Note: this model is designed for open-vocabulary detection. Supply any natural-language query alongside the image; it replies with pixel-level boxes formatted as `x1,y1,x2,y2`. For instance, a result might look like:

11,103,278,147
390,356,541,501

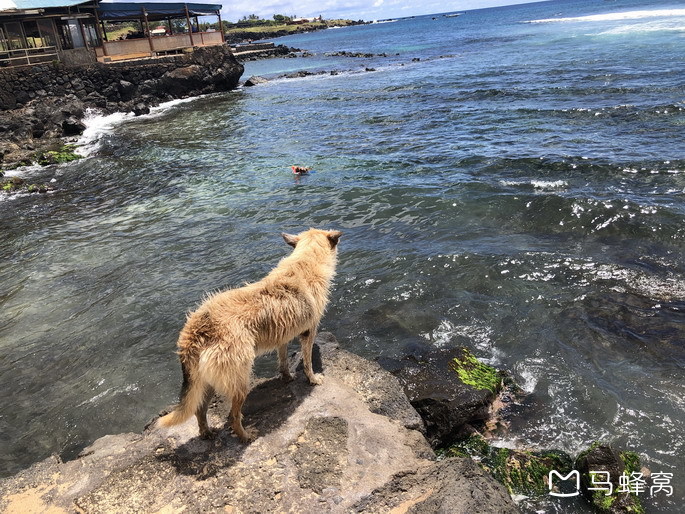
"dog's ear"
282,233,299,248
327,230,343,248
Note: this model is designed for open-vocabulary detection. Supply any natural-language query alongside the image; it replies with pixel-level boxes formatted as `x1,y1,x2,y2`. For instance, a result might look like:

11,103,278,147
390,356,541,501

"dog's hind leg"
229,370,258,443
196,385,216,438
278,343,293,382
299,329,323,385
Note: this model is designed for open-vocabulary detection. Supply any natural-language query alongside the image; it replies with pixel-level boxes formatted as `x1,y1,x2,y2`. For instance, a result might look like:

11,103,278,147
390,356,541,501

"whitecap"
527,9,685,24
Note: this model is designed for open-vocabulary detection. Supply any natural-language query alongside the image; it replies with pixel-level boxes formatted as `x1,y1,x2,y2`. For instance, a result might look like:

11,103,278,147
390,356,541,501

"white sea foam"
499,179,568,190
76,96,203,156
598,20,685,35
76,109,132,156
528,9,685,24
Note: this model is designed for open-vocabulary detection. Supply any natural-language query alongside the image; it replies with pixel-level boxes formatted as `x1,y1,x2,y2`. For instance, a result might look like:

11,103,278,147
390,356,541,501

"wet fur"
158,228,342,442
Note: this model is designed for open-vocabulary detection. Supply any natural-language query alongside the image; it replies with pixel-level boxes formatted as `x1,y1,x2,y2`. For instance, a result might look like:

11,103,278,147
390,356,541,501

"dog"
158,228,342,442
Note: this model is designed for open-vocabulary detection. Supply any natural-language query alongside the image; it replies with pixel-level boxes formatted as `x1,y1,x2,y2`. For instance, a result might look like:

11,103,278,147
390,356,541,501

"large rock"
381,343,504,447
0,333,518,513
353,457,519,513
244,75,268,87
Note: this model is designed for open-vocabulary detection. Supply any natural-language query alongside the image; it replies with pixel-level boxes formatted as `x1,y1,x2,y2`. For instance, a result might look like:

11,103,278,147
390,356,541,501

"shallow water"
1,0,684,511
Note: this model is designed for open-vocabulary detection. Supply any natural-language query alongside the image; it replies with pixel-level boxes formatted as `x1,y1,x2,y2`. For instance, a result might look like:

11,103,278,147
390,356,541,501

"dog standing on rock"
158,228,342,443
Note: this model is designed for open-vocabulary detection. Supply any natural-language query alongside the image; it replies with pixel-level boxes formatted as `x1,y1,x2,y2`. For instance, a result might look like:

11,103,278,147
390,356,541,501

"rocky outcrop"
381,344,508,447
244,75,269,87
0,333,518,513
0,45,243,170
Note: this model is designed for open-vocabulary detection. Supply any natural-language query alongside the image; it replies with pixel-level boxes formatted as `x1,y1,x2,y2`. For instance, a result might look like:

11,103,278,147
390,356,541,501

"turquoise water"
1,0,684,510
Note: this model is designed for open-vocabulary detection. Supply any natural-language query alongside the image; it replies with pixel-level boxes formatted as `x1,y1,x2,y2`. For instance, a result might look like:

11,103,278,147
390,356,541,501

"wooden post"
93,6,108,56
217,10,225,42
185,4,195,46
142,7,153,54
78,19,89,50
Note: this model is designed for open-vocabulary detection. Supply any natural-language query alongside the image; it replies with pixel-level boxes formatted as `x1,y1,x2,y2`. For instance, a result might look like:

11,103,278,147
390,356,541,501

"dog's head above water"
281,228,343,251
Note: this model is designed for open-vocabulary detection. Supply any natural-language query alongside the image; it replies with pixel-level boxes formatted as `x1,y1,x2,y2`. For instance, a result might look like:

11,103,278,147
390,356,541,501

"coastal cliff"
0,333,518,513
0,45,243,170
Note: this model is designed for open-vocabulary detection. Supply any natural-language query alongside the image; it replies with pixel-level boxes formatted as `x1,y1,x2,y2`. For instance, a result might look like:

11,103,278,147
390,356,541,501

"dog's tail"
158,361,205,428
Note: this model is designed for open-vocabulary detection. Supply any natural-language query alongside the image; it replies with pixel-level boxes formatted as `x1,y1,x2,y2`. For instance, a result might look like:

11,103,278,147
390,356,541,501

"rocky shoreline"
0,45,244,189
0,334,518,513
0,333,644,513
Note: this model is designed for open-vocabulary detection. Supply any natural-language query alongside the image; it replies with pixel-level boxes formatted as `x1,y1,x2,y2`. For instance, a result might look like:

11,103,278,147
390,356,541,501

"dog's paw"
238,426,259,443
199,427,218,440
308,373,324,385
280,371,294,383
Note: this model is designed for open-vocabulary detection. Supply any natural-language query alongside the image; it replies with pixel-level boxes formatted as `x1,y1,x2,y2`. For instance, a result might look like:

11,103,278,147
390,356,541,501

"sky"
219,0,548,22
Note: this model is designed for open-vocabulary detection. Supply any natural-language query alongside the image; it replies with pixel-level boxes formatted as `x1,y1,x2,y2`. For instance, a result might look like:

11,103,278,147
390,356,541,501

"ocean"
1,0,684,510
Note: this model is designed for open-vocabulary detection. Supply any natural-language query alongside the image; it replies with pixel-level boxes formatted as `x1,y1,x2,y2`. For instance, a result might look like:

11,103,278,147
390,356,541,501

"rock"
0,333,518,513
133,103,150,116
444,434,574,498
352,457,519,514
575,443,644,513
244,75,268,87
61,116,86,136
117,80,136,100
381,344,504,447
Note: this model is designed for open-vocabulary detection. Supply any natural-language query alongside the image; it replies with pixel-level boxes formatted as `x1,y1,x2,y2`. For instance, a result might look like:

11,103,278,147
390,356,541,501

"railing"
0,46,58,67
97,31,224,61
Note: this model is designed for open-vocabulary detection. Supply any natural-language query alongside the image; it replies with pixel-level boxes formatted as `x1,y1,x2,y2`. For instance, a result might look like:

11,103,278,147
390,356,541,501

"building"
0,1,225,67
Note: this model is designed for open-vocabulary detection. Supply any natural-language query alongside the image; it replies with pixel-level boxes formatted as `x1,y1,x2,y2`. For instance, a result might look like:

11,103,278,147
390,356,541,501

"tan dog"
158,228,342,442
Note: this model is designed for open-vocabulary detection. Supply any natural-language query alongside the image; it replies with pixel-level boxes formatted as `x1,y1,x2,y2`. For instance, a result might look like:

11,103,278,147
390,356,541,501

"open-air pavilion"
0,1,225,67
95,2,224,62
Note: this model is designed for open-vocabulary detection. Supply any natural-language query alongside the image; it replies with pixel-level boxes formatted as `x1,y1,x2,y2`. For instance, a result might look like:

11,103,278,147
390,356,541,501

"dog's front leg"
299,329,323,385
278,343,293,382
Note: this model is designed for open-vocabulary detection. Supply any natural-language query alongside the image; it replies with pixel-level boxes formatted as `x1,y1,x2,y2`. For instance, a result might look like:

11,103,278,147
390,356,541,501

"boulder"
244,75,268,87
380,343,504,447
62,116,86,136
133,103,150,116
117,80,136,101
575,443,644,513
0,333,518,513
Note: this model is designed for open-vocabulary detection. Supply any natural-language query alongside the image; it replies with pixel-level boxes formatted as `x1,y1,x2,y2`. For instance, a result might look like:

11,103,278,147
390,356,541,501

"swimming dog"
158,228,342,442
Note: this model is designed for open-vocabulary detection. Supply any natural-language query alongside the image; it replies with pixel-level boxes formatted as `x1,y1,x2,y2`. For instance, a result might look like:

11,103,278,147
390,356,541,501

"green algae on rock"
450,347,503,394
36,144,81,166
575,442,645,514
442,434,574,497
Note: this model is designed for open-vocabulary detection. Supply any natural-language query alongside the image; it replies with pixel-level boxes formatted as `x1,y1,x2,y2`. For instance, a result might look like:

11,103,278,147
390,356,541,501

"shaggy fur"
158,228,342,442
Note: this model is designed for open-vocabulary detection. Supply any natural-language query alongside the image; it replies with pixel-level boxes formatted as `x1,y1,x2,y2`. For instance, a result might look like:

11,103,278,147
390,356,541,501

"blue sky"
220,0,547,22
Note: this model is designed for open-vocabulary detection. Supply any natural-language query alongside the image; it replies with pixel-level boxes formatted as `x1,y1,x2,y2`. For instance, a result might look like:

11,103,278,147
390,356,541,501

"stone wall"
0,44,243,112
0,44,243,167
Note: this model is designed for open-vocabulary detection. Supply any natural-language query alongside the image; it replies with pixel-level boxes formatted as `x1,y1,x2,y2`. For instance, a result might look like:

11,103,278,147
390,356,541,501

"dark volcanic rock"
576,444,626,488
575,444,644,513
117,79,136,101
133,102,150,116
61,116,86,136
381,342,502,447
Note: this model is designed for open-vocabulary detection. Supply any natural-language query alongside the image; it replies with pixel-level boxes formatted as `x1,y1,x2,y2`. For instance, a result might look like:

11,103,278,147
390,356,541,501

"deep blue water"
1,0,684,511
